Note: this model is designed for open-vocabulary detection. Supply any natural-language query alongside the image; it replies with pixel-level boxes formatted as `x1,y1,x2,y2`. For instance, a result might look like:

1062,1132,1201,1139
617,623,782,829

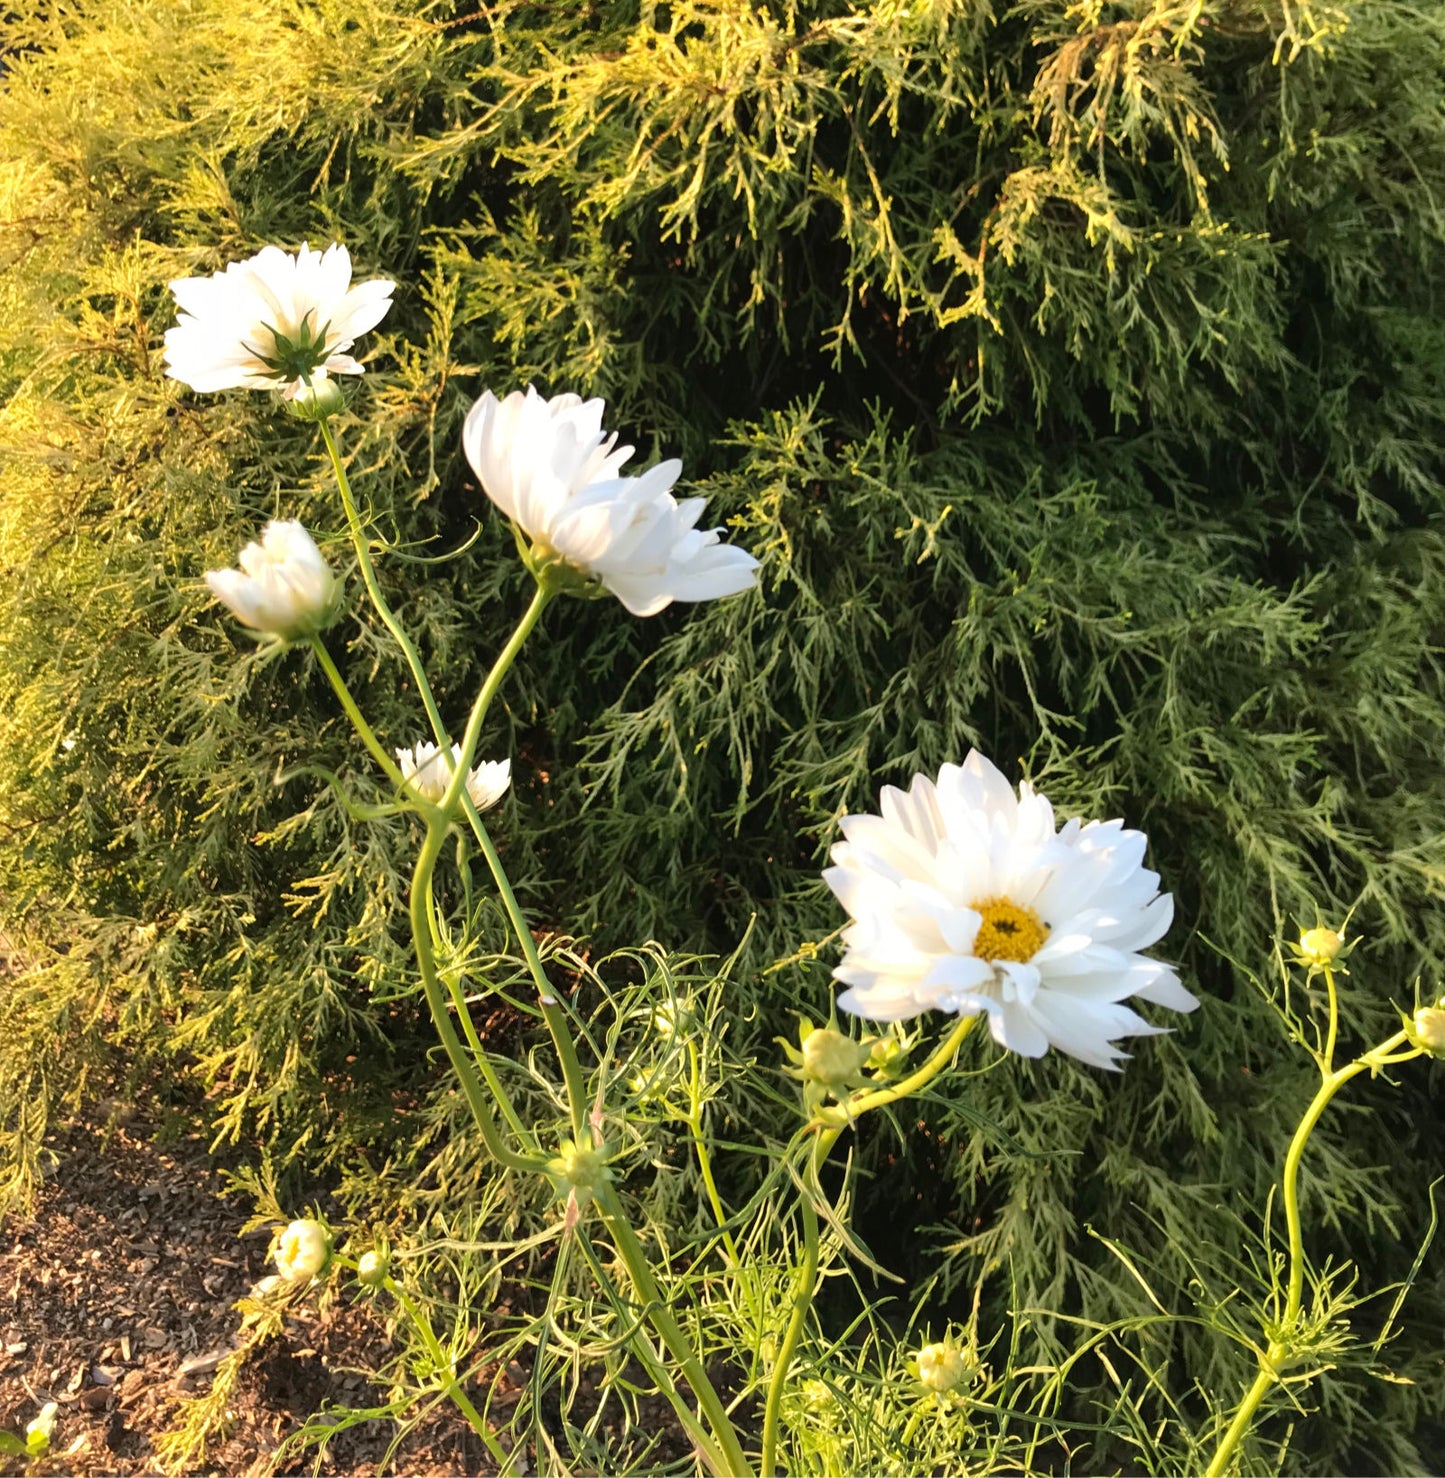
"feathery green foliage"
2,1,1444,1472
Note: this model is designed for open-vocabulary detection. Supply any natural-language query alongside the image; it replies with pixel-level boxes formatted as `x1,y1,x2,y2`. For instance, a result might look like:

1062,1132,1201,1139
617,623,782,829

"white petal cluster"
396,741,511,812
165,243,394,397
825,751,1197,1070
463,386,759,616
205,520,338,639
274,1218,330,1284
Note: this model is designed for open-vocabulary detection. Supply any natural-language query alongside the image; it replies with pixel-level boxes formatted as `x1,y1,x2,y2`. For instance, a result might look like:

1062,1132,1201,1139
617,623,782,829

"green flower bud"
801,1026,873,1088
547,1137,611,1207
1298,926,1344,968
356,1249,389,1287
287,374,346,421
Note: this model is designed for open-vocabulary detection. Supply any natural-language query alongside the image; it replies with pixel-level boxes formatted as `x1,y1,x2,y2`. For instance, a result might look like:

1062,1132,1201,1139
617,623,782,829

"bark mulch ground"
0,1119,482,1477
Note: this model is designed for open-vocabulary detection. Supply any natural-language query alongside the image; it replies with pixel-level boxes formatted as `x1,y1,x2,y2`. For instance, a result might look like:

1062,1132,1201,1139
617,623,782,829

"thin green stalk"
387,1278,515,1474
595,1183,754,1478
687,1041,739,1265
318,416,448,748
1204,1027,1417,1477
761,1143,822,1478
460,790,589,1139
426,875,531,1145
308,637,406,788
1321,965,1339,1077
409,821,542,1175
758,1016,981,1475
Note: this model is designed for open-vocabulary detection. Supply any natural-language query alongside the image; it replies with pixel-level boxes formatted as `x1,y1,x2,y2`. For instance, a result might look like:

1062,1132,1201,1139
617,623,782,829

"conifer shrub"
1,2,1443,1472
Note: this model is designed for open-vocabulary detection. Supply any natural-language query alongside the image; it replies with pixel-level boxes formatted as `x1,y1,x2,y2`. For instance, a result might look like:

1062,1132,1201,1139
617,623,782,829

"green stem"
687,1042,739,1265
307,637,407,788
595,1183,754,1478
761,1143,822,1478
1321,965,1339,1076
318,416,448,748
427,877,532,1145
1203,1368,1275,1478
387,1278,515,1474
409,821,542,1175
1204,1027,1417,1477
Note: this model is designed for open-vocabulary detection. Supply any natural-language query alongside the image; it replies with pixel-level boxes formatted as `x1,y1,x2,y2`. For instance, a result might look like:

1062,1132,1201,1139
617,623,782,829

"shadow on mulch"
0,1120,483,1476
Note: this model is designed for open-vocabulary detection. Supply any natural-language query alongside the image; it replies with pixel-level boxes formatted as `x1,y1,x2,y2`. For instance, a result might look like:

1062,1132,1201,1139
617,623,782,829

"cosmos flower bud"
287,374,347,421
801,1026,873,1089
1408,1003,1445,1057
1298,926,1345,969
25,1403,58,1455
274,1218,331,1284
356,1249,389,1286
546,1136,611,1207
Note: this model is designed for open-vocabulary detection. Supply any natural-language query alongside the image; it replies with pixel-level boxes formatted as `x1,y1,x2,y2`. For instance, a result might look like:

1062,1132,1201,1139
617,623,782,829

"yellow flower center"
970,896,1049,963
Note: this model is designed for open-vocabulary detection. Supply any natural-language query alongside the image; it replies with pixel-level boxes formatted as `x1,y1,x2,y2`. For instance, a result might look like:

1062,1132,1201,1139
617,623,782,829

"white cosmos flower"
462,386,759,617
825,751,1197,1071
205,520,339,639
165,243,394,397
274,1219,330,1284
396,741,511,811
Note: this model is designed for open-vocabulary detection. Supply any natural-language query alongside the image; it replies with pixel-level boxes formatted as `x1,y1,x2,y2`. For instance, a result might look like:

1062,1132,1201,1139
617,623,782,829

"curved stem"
308,637,407,788
426,873,531,1145
761,1144,822,1478
318,416,448,748
409,821,542,1175
1204,1027,1416,1476
595,1183,754,1478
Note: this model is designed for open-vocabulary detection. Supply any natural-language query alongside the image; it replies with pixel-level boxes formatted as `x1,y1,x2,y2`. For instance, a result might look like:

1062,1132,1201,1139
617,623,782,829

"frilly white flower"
274,1218,331,1284
462,386,759,617
825,750,1197,1071
396,741,511,811
165,242,394,398
205,520,339,639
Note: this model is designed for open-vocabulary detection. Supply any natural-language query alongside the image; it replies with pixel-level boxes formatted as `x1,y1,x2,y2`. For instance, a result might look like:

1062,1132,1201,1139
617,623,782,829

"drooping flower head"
396,741,511,813
462,386,759,616
825,751,1196,1071
205,520,339,640
165,243,394,398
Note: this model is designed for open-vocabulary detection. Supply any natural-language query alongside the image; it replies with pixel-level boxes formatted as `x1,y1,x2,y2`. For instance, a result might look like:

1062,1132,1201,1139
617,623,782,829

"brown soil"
0,1121,483,1477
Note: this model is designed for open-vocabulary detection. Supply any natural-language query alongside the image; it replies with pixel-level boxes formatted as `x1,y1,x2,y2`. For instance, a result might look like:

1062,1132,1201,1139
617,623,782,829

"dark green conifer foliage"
2,2,1443,1471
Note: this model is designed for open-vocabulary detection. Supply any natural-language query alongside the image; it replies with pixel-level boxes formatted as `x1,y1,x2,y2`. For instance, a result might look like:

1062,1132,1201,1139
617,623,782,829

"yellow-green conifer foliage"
2,3,1442,1471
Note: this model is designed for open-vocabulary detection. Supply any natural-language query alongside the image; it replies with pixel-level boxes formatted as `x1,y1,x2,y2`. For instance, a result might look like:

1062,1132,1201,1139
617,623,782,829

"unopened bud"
356,1249,389,1287
274,1218,331,1284
286,375,346,421
1409,1004,1445,1057
547,1137,610,1207
801,1027,872,1088
1298,926,1344,968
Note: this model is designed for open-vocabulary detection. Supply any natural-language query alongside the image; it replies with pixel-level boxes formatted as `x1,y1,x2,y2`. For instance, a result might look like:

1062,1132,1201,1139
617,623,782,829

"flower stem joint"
546,1136,612,1208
